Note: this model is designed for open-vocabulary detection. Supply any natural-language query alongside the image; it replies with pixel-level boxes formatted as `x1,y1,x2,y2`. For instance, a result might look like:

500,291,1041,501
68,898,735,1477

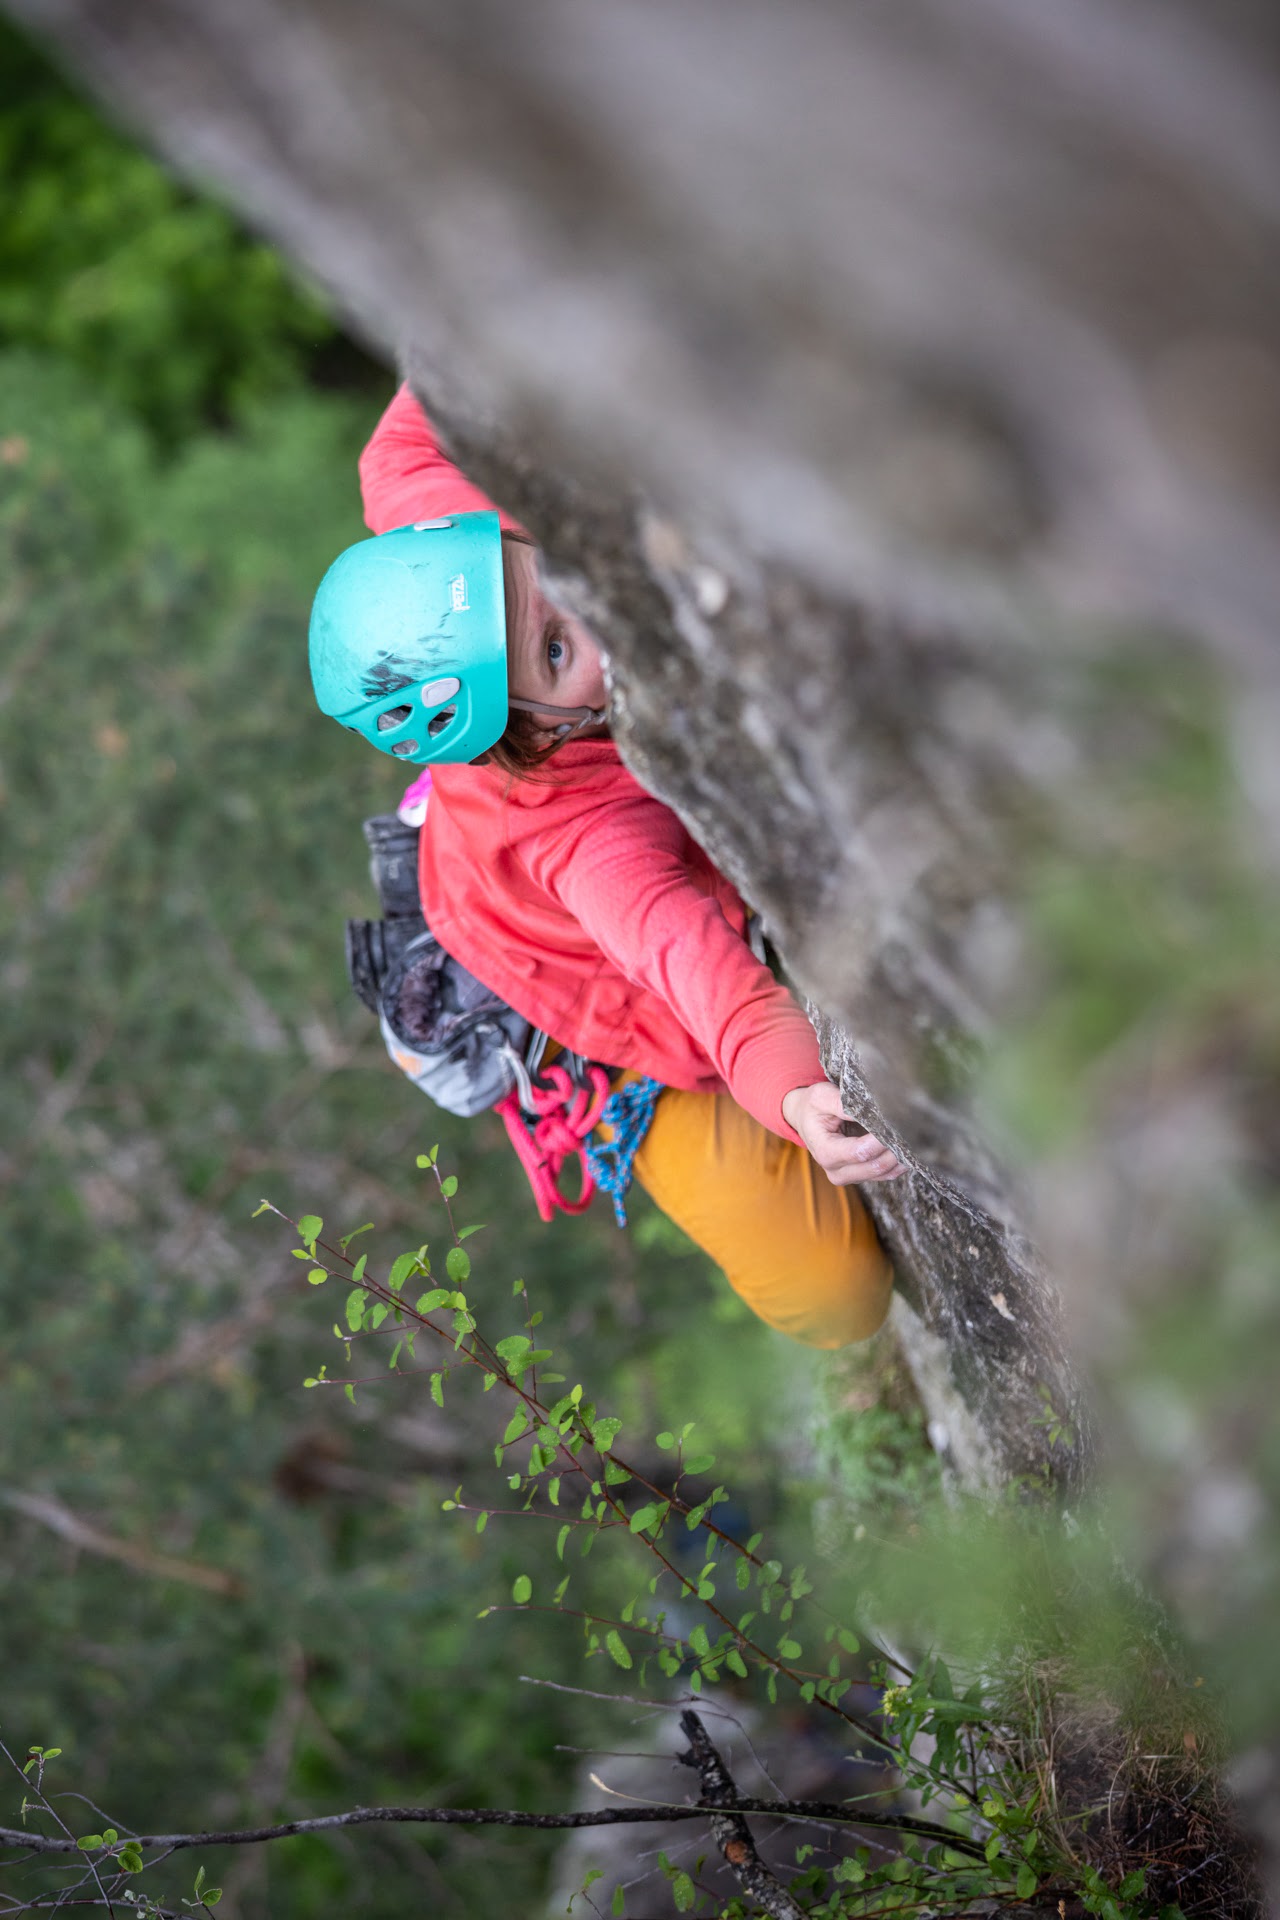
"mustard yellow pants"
597,1076,893,1350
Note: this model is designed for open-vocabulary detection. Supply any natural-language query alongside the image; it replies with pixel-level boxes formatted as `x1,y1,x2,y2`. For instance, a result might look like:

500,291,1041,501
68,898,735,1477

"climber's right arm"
358,383,529,538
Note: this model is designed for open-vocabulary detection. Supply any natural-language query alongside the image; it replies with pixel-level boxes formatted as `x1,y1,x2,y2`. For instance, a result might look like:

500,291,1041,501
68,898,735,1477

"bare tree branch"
0,1492,243,1598
0,1790,986,1856
676,1710,806,1920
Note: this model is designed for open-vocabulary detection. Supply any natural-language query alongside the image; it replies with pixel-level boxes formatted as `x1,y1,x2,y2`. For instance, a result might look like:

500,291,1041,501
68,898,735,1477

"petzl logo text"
449,574,469,612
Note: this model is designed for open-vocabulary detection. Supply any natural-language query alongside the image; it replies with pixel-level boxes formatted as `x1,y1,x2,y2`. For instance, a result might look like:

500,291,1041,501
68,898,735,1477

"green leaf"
458,1223,484,1240
725,1647,749,1680
557,1524,571,1561
252,1200,272,1217
416,1288,449,1312
590,1415,622,1450
921,1700,989,1723
340,1222,374,1248
441,1174,458,1197
671,1870,695,1912
778,1637,802,1660
1016,1863,1037,1899
344,1383,356,1404
446,1246,471,1283
503,1406,531,1444
387,1251,418,1291
629,1503,661,1534
306,1267,327,1285
202,1892,223,1908
297,1215,322,1242
655,1430,675,1450
512,1574,532,1604
430,1372,444,1406
605,1631,633,1670
683,1453,715,1475
77,1835,103,1851
836,1627,860,1654
344,1288,365,1331
612,1884,626,1917
496,1334,532,1365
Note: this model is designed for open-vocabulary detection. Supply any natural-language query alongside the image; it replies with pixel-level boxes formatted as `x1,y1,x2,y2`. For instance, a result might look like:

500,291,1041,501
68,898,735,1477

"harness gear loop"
495,1061,612,1222
586,1075,664,1228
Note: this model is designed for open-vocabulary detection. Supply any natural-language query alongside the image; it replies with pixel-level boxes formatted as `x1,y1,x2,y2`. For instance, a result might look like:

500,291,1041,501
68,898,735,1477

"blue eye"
547,635,566,668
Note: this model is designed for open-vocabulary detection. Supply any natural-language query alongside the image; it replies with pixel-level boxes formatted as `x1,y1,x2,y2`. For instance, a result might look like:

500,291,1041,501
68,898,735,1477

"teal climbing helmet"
309,511,507,765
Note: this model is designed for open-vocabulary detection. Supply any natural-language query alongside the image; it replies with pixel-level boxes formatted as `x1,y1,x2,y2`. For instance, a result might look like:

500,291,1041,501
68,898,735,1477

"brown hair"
484,531,574,780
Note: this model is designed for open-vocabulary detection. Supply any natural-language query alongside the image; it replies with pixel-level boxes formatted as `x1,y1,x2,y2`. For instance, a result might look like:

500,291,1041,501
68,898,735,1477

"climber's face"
502,538,608,721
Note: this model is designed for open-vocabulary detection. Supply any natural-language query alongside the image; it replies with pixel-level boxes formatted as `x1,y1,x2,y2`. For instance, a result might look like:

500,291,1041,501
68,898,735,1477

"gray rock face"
418,373,1088,1492
10,0,1277,1892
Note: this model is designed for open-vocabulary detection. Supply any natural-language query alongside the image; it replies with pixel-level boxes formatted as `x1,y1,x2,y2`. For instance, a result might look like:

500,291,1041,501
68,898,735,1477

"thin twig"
0,1747,116,1920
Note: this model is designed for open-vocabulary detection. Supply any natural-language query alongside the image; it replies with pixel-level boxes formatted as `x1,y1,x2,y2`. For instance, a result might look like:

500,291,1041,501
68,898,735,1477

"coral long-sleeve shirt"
358,385,823,1138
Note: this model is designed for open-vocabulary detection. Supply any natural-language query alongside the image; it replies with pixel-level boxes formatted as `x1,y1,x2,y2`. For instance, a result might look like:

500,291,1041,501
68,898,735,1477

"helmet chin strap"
508,695,610,743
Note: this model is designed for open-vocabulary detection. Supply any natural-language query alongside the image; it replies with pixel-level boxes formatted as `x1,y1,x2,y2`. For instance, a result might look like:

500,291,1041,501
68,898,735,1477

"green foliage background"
0,23,816,1914
0,20,342,447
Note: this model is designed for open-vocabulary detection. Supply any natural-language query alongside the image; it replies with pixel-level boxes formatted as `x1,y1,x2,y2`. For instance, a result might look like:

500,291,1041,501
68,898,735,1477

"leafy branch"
2,1149,1186,1920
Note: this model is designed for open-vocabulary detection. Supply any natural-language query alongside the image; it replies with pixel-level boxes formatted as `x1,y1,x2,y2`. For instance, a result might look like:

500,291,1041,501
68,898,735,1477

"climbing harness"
345,810,661,1223
586,1075,665,1228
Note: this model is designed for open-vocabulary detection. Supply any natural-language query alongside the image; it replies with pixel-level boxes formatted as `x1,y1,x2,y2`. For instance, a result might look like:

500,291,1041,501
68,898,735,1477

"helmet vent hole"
391,739,419,757
377,704,413,732
427,706,456,738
